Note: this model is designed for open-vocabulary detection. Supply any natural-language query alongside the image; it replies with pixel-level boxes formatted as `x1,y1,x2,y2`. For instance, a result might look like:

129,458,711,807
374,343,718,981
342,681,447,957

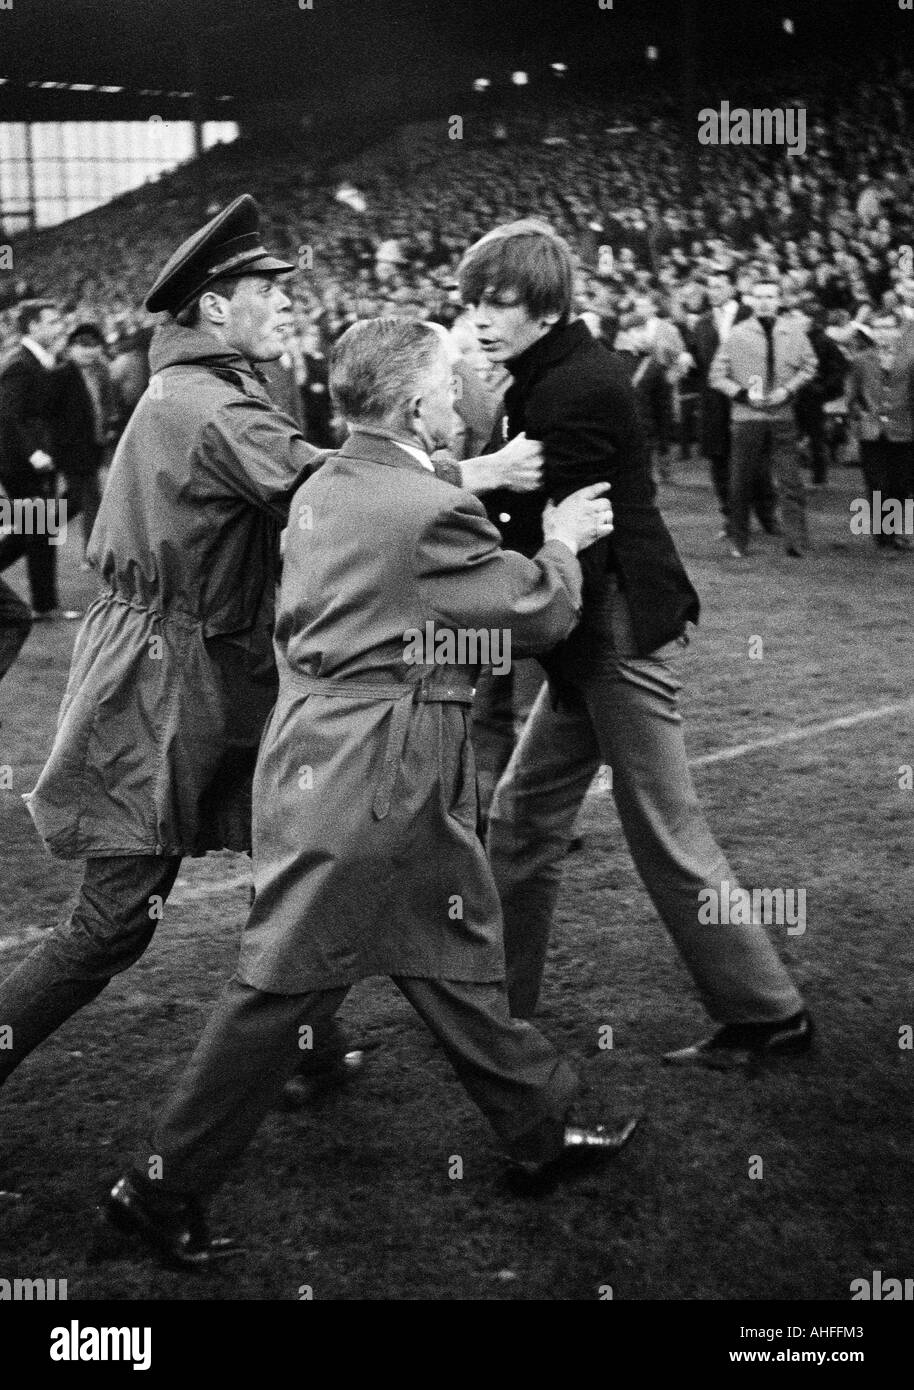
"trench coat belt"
283,669,476,821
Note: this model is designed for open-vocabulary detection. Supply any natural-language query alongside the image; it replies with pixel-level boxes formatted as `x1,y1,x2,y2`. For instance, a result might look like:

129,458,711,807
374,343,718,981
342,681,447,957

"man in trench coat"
0,197,545,1096
99,317,638,1267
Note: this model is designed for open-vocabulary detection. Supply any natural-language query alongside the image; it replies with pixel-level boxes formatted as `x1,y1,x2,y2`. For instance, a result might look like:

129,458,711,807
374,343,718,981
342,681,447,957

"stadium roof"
0,0,900,124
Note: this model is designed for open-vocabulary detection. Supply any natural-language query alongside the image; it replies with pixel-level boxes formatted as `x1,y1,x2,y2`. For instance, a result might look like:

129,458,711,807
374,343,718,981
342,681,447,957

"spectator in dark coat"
55,323,120,561
299,323,335,447
793,300,849,487
0,299,74,619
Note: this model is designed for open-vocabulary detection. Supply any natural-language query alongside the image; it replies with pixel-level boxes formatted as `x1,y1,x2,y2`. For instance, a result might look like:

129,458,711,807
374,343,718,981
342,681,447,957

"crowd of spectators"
2,58,914,480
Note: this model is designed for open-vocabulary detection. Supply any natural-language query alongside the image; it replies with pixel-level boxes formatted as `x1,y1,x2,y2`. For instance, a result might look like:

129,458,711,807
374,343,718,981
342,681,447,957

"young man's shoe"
662,1010,814,1070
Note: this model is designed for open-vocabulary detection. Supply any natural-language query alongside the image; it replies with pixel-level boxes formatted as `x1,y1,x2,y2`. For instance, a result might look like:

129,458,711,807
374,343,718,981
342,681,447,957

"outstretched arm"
434,431,543,494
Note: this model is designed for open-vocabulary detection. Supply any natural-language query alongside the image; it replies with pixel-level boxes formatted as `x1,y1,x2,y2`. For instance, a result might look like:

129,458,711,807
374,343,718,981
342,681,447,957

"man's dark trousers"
729,416,807,554
142,972,579,1196
859,438,914,544
0,476,59,613
0,577,32,683
0,856,343,1085
708,448,778,533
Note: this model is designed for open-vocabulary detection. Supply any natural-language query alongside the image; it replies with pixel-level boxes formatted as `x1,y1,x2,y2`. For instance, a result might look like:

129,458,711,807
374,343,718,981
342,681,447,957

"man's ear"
541,310,561,330
199,291,230,327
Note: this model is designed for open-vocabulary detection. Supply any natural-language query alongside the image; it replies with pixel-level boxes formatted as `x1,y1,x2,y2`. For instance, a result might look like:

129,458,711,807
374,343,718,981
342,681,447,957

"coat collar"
21,337,57,370
148,318,264,381
743,315,792,335
336,427,433,475
506,317,591,392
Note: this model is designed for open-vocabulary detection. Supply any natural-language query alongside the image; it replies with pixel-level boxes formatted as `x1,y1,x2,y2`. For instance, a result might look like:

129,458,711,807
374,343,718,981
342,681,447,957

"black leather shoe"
506,1115,641,1194
95,1174,243,1270
282,1049,365,1110
663,1009,814,1070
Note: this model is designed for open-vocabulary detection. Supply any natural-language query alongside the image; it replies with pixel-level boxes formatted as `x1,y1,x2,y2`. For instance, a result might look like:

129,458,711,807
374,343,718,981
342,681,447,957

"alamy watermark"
403,622,511,676
850,1269,912,1300
698,880,806,935
50,1321,151,1370
0,1276,68,1299
0,497,67,546
698,102,806,155
850,492,913,538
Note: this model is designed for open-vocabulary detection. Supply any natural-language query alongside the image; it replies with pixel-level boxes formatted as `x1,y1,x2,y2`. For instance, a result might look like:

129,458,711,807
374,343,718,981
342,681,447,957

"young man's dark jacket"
482,317,699,675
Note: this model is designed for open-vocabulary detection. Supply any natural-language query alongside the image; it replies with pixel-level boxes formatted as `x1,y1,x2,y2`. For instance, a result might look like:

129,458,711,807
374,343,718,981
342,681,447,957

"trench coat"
238,429,583,990
24,321,325,859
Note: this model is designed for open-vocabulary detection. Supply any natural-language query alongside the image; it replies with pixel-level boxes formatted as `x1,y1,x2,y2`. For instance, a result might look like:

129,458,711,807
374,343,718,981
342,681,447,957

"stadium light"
646,46,659,62
473,78,491,93
97,86,124,93
511,71,529,86
783,17,795,34
68,83,98,91
551,62,568,75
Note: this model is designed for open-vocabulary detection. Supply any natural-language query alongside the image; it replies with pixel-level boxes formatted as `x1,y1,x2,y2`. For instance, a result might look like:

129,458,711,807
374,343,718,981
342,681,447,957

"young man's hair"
17,298,57,337
329,316,443,425
174,275,243,328
457,219,574,324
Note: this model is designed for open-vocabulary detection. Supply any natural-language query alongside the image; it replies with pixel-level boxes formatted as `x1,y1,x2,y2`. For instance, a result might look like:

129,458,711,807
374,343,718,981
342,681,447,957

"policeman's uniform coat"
25,320,324,859
238,429,582,990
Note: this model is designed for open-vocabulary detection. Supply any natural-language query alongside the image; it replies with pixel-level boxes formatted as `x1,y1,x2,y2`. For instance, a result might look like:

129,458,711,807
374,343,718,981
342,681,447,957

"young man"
99,319,637,1268
458,221,813,1067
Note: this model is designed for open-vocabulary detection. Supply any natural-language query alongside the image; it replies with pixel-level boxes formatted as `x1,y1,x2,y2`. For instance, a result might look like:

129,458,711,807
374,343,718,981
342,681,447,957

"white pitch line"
4,702,906,939
688,699,914,769
168,872,252,904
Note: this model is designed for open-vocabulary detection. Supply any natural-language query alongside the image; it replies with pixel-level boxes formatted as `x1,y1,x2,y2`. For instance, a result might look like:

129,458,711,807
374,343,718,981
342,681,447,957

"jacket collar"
506,318,591,392
21,336,57,370
744,314,791,335
148,318,264,380
336,426,434,475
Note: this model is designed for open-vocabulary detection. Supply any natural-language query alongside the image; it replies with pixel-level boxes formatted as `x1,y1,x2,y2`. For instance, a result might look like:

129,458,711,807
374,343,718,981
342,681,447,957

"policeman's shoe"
282,1049,365,1110
663,1009,814,1071
94,1173,243,1271
505,1115,641,1195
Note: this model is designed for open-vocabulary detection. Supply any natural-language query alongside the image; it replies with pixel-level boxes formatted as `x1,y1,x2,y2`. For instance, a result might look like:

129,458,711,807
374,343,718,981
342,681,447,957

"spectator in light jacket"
709,279,817,557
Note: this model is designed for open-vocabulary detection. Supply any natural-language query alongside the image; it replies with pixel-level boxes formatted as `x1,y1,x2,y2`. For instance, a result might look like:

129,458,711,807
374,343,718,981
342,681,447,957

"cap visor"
244,253,296,275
